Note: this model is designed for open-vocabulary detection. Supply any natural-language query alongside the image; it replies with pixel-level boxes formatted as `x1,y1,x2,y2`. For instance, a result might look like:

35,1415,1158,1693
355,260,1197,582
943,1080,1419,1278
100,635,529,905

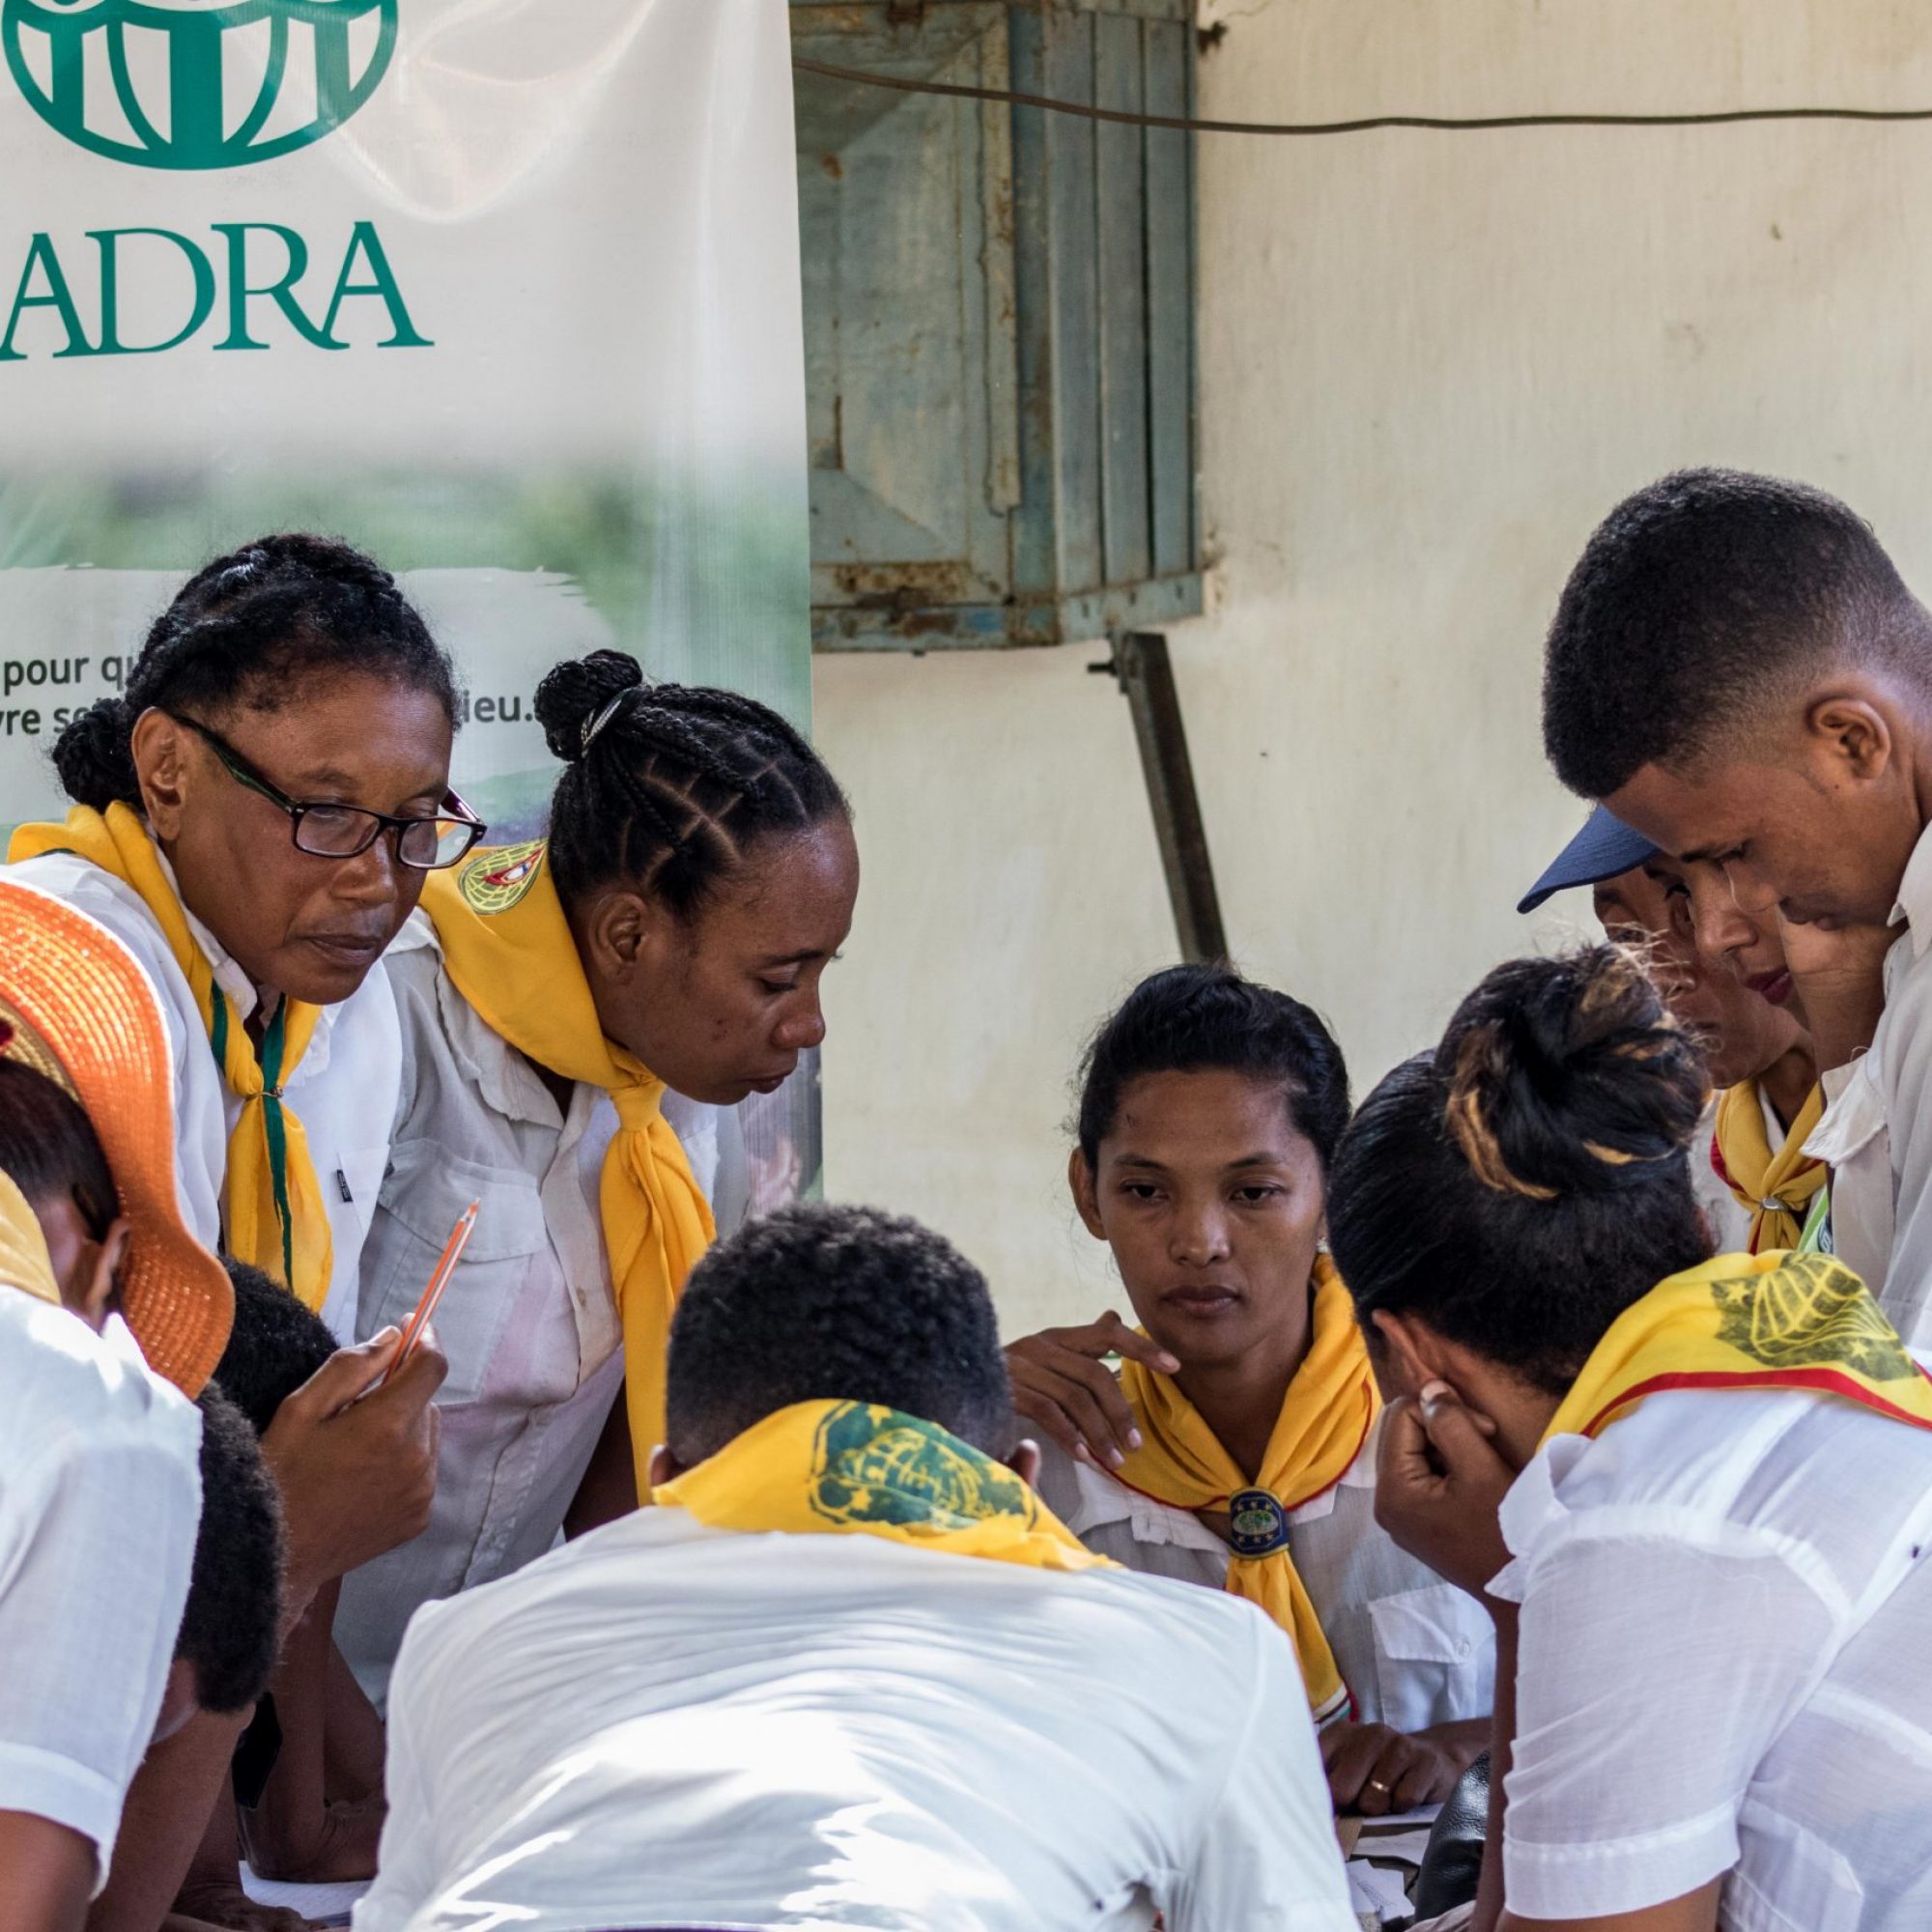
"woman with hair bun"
7,534,480,1335
1327,946,1932,1932
1010,964,1493,1817
335,649,859,1700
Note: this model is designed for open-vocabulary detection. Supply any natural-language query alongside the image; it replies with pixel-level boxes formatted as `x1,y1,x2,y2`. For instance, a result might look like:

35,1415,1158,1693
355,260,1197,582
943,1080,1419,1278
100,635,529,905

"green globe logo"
4,0,397,170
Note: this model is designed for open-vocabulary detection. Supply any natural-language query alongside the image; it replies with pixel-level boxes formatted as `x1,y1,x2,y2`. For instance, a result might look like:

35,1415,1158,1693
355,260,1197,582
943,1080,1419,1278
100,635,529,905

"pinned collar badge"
1227,1486,1293,1559
456,838,547,917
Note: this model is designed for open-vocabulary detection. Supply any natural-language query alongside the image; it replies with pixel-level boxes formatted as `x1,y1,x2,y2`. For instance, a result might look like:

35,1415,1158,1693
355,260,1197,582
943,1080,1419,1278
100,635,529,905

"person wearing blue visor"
1521,807,1821,1255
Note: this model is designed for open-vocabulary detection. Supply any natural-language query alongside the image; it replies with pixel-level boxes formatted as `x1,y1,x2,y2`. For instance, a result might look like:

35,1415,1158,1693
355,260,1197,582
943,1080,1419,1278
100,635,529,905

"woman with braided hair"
335,648,859,1702
7,533,482,1337
1327,946,1932,1932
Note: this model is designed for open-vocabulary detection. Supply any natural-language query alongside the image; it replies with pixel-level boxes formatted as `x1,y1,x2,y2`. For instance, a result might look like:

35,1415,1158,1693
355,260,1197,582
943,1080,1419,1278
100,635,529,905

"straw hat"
0,878,232,1393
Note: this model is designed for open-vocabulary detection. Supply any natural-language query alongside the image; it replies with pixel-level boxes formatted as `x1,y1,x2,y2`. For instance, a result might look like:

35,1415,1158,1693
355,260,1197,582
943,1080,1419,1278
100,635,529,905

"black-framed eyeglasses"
170,713,488,871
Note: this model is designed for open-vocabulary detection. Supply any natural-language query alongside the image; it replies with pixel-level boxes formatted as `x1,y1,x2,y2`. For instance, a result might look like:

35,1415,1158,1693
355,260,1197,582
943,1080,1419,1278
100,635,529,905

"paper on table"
1348,1858,1417,1924
241,1866,371,1928
1350,1801,1443,1868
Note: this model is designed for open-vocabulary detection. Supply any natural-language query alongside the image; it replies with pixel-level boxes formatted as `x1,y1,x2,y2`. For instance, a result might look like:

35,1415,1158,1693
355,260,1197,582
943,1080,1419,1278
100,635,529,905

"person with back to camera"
335,649,861,1705
1009,965,1493,1818
1325,944,1932,1932
355,1202,1359,1932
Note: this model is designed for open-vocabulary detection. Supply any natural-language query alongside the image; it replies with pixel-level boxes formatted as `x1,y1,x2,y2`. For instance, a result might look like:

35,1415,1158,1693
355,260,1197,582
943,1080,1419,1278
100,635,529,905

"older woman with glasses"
7,533,481,1341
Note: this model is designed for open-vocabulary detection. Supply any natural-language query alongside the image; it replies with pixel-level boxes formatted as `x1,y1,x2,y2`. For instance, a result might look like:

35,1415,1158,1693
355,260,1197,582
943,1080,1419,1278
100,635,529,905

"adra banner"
0,0,818,1201
0,0,808,824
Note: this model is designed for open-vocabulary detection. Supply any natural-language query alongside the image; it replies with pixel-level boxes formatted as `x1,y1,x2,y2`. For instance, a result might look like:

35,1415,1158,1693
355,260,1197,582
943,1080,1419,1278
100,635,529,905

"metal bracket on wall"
1090,630,1227,964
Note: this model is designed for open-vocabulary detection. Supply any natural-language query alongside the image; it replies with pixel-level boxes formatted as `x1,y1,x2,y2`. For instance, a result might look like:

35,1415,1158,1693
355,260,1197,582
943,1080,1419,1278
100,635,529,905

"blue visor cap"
1518,806,1661,914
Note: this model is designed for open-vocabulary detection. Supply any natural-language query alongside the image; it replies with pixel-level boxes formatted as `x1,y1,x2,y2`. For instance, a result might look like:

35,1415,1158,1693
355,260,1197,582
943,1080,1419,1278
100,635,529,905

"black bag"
1410,1749,1490,1921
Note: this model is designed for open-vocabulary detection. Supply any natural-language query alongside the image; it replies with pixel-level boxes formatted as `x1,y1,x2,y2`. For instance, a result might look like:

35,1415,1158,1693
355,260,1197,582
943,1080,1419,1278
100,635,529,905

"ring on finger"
1365,1777,1392,1798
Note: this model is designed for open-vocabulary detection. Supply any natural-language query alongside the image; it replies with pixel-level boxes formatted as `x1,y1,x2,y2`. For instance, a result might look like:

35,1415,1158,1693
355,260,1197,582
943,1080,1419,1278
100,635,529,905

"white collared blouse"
0,1297,201,1890
333,913,747,1705
1805,818,1932,1341
1032,1418,1494,1734
1492,1383,1932,1927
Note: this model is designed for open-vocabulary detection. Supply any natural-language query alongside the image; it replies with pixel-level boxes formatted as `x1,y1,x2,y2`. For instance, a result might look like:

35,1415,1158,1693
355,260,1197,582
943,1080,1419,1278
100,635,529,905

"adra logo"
3,0,396,171
0,0,427,358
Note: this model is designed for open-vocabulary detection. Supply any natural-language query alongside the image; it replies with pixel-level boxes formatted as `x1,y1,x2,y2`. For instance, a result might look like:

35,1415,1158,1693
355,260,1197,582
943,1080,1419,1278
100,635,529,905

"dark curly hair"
179,1385,285,1716
531,650,848,920
1326,947,1713,1396
0,1056,118,1246
53,533,459,811
666,1203,1012,1463
1074,963,1350,1174
1543,468,1932,799
212,1259,339,1436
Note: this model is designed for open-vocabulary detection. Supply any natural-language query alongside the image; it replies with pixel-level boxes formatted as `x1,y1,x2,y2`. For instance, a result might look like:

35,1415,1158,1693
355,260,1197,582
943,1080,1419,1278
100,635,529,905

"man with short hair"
1539,469,1917,1321
357,1203,1357,1932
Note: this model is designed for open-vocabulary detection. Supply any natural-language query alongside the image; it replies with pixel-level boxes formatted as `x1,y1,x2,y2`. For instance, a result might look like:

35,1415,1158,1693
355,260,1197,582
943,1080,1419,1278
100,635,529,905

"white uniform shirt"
1806,821,1932,1339
354,1506,1358,1932
1693,1094,1755,1255
1034,1421,1492,1733
1490,1384,1932,1928
0,1295,201,1888
3,846,401,1339
335,916,746,1706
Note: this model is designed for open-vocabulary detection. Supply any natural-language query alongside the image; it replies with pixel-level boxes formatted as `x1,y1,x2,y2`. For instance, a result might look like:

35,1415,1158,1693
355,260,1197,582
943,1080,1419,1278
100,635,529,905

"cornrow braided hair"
52,533,458,811
533,651,848,917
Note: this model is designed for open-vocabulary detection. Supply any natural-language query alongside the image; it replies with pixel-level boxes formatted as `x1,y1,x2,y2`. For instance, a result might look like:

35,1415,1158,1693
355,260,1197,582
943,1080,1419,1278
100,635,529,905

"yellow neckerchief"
8,803,331,1310
0,1169,61,1307
1714,1079,1827,1254
657,1399,1114,1574
1544,1249,1932,1446
423,840,715,1490
1114,1258,1376,1724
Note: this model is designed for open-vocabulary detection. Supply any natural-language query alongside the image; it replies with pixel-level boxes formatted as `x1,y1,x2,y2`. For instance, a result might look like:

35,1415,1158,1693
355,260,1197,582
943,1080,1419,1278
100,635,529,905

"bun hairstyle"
52,534,457,812
1326,946,1714,1395
1441,946,1709,1206
532,649,848,918
1075,962,1350,1174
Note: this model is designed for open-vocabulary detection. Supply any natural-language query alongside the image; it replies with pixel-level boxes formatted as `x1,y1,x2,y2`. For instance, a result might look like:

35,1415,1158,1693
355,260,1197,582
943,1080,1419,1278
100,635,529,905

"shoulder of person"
1500,1387,1832,1590
377,910,442,1013
1077,1547,1298,1678
407,1504,711,1649
0,1295,200,1478
386,910,518,1081
379,912,514,1102
1027,1433,1089,1523
1856,926,1932,1083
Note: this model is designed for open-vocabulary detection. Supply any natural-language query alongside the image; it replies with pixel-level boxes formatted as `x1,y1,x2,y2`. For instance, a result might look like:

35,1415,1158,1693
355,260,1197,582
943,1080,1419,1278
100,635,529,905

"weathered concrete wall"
815,0,1932,1331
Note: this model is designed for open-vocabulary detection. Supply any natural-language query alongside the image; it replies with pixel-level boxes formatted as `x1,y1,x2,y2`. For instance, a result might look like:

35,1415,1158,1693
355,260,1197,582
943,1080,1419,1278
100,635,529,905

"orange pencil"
382,1198,479,1385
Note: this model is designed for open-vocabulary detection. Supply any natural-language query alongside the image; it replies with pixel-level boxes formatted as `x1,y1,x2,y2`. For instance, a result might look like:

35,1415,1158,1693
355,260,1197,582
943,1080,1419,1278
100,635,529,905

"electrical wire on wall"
792,54,1932,139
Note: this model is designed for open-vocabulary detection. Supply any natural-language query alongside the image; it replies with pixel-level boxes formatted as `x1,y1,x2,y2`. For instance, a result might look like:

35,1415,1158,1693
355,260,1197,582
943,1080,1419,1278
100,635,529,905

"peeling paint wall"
813,0,1932,1331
